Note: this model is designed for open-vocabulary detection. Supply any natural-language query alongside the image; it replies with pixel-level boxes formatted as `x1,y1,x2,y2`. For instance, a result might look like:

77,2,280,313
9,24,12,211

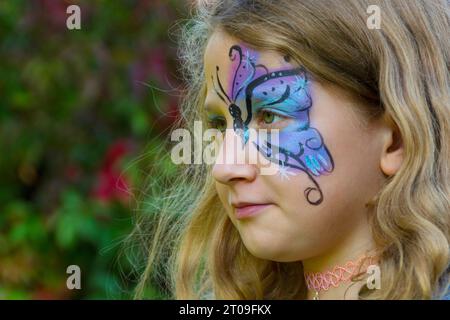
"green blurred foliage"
0,0,187,299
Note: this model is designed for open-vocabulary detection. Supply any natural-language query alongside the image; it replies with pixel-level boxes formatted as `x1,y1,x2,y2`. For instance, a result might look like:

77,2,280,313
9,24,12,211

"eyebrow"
204,97,226,114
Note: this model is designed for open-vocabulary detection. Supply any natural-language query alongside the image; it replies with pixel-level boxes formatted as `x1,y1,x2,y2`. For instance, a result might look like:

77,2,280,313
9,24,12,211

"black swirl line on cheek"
254,138,333,206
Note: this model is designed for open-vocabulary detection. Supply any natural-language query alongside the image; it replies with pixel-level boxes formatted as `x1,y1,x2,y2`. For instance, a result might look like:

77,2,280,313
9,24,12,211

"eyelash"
255,109,292,129
207,109,291,132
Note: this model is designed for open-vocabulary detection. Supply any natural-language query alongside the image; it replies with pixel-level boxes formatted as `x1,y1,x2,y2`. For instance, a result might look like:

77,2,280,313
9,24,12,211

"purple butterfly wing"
228,46,261,101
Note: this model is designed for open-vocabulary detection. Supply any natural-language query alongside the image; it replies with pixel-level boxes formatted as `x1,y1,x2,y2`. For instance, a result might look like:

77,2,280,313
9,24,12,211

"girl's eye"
262,110,275,124
208,117,227,132
256,109,293,129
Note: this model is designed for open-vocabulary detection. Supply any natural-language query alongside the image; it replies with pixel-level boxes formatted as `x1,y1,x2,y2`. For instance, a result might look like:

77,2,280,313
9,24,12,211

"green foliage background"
0,0,186,299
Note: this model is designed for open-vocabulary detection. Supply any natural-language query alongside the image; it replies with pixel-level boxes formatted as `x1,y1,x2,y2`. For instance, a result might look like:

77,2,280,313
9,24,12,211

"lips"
232,202,273,219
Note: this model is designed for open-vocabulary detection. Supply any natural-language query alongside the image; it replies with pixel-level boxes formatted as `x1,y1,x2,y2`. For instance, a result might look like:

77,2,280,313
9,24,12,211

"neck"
302,220,376,300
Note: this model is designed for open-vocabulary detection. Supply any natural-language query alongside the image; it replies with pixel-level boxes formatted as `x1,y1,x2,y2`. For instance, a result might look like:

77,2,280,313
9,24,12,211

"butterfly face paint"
211,44,334,205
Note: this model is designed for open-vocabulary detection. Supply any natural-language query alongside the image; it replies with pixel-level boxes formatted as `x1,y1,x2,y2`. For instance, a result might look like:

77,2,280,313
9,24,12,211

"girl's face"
204,30,388,262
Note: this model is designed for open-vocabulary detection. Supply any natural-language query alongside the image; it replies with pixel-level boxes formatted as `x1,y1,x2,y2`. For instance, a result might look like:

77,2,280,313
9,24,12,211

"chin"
240,234,301,263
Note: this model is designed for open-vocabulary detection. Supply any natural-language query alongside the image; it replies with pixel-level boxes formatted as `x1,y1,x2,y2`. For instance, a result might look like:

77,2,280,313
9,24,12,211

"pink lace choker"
304,255,377,300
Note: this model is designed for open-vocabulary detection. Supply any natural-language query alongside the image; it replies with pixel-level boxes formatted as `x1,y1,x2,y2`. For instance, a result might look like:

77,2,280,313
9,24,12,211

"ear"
380,123,404,176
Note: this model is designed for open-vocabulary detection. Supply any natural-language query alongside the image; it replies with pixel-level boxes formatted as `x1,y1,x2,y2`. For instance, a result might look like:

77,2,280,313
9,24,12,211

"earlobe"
380,125,404,176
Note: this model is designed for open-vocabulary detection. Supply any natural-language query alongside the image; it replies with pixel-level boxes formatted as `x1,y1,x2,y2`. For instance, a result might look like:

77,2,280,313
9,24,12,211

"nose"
212,129,258,185
212,162,258,185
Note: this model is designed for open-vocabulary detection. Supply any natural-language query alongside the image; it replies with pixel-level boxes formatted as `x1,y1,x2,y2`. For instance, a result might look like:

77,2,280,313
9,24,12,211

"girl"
132,0,450,299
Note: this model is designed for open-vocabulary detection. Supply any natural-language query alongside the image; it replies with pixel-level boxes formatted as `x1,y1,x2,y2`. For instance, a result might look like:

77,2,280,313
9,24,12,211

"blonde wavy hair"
131,0,450,299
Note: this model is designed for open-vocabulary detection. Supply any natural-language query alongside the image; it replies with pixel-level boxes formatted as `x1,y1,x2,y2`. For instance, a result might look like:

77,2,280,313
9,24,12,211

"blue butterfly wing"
287,128,333,176
257,128,333,177
243,69,333,177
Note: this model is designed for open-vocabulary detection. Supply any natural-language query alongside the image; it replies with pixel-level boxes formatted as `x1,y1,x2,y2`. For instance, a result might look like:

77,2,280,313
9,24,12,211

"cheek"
258,168,367,260
250,175,322,254
321,122,385,209
215,182,237,222
310,89,385,208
